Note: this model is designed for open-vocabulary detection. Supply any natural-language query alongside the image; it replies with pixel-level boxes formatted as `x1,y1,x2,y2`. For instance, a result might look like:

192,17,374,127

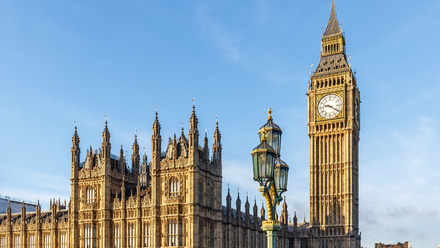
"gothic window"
144,223,151,247
170,177,179,197
84,224,96,248
0,236,5,248
60,233,67,248
29,234,36,248
44,233,51,248
14,235,20,248
128,224,135,247
168,219,182,247
198,181,203,205
114,224,120,248
86,186,95,203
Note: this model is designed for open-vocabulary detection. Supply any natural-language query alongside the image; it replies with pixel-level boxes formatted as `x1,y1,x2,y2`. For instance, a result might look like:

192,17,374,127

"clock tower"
307,1,361,247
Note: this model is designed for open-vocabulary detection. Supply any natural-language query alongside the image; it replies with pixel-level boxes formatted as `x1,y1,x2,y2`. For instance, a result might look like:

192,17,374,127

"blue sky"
1,0,440,247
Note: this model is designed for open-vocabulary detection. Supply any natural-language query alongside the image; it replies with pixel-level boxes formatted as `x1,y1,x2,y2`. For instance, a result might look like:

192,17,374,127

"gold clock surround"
315,91,345,121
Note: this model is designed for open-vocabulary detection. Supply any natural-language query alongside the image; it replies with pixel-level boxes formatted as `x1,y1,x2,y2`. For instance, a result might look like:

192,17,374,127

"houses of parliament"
0,1,361,247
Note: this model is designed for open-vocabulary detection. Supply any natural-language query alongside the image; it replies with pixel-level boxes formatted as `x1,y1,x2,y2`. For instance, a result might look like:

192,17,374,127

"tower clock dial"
318,94,343,119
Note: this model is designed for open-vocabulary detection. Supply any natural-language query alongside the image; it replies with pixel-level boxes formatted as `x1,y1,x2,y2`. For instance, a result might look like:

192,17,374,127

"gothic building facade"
0,1,360,248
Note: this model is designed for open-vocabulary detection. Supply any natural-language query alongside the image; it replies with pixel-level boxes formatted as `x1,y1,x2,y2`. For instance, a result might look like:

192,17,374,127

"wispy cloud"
196,4,244,63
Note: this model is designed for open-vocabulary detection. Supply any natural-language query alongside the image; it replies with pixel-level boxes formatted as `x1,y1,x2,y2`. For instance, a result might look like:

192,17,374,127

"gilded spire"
323,0,342,37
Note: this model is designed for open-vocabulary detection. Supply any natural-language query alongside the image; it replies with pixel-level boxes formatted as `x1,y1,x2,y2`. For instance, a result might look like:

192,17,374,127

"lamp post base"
262,220,281,248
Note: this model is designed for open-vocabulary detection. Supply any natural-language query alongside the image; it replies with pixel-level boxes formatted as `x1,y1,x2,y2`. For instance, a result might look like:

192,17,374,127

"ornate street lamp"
251,108,289,248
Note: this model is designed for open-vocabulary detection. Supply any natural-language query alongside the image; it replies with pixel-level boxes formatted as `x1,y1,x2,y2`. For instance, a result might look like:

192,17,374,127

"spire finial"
192,98,195,107
135,128,137,136
74,120,77,128
267,108,273,121
155,105,157,113
105,114,108,125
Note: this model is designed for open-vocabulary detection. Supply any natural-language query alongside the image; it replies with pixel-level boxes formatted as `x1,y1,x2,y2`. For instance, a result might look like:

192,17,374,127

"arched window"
168,219,182,247
170,178,179,197
86,186,95,203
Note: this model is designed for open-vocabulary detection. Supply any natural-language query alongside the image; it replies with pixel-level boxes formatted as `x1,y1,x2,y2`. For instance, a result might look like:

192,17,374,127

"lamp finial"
267,108,273,121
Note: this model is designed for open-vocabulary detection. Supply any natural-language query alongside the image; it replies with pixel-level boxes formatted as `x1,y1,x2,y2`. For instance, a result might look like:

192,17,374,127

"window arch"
169,177,179,197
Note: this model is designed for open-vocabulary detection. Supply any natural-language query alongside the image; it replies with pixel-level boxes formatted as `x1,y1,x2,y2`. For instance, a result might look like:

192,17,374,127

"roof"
0,197,37,214
323,0,342,37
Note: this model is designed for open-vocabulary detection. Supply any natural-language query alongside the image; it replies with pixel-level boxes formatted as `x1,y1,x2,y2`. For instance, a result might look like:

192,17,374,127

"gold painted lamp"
251,108,289,248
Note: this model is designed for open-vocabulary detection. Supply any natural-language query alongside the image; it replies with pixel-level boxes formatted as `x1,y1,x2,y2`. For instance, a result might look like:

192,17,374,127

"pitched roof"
323,0,342,37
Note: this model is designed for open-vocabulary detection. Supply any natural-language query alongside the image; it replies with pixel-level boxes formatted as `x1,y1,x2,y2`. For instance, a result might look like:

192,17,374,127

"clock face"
318,94,343,119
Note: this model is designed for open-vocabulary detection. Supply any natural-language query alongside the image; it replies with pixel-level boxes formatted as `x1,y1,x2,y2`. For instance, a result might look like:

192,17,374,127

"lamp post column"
262,221,281,248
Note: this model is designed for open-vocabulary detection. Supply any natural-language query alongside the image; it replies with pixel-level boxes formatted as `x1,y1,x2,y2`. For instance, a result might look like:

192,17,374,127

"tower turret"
71,123,80,178
119,145,126,174
260,202,265,221
212,120,222,169
132,131,140,176
203,130,209,160
188,105,199,164
236,191,242,225
226,186,232,220
152,111,161,171
101,117,111,167
281,196,288,225
245,195,250,227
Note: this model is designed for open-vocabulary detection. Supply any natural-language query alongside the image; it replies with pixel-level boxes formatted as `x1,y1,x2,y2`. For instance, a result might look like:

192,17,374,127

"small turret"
188,104,199,164
293,211,298,231
119,145,126,174
260,202,265,221
152,110,162,171
71,122,80,177
281,196,288,225
212,120,222,164
245,194,250,227
21,201,26,218
203,130,209,160
101,116,111,163
226,186,232,219
236,190,242,224
6,200,11,219
253,198,258,218
132,131,140,176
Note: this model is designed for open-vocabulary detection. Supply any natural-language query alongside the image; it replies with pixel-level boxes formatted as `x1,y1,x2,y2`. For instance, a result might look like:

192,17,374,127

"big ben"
308,1,361,248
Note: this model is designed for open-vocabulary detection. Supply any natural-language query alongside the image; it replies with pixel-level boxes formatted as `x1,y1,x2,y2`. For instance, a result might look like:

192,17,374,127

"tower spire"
101,115,111,161
324,0,342,37
152,109,162,171
71,121,80,173
132,130,140,175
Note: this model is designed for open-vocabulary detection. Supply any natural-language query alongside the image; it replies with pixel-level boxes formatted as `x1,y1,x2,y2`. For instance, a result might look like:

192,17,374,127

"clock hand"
325,104,338,111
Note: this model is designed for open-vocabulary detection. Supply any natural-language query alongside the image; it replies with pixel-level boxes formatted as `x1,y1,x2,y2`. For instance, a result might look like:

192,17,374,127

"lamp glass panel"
266,153,274,179
258,154,266,178
253,155,259,180
274,165,280,190
266,132,273,147
273,132,280,154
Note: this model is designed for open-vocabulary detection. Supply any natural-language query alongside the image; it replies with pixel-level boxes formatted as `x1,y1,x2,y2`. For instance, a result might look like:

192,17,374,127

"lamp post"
251,108,289,248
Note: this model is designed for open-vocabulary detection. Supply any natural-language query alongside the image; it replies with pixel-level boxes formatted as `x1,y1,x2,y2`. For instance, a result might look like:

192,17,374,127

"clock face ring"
318,94,343,119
